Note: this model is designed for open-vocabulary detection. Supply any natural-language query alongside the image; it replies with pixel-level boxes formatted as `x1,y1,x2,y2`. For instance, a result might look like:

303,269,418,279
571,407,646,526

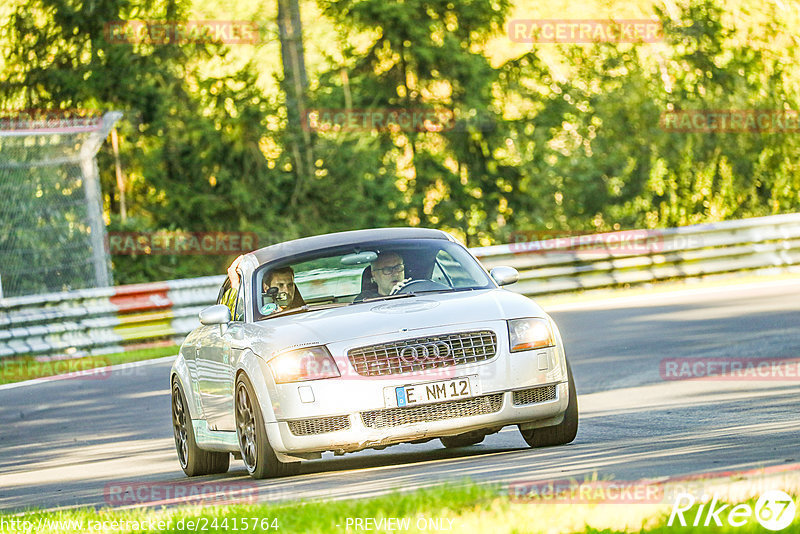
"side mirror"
490,266,519,286
199,304,232,325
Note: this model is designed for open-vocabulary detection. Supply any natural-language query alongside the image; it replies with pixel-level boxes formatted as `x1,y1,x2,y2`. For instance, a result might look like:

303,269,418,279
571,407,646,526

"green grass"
2,483,496,534
0,344,178,385
2,482,796,533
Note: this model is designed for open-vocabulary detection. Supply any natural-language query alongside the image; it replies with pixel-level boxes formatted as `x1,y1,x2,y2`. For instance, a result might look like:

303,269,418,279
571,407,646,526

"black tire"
519,361,579,448
440,433,485,448
172,380,230,476
235,373,300,479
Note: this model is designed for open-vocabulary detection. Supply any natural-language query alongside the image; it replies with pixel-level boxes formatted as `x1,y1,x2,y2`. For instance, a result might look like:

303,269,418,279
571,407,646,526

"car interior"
253,243,482,319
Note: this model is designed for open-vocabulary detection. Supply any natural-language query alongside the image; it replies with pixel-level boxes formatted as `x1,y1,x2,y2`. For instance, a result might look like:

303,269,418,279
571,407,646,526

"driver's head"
371,252,405,295
264,266,296,305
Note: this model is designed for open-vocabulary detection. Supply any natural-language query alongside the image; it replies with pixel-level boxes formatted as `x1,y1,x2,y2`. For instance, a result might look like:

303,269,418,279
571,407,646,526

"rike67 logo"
669,491,796,531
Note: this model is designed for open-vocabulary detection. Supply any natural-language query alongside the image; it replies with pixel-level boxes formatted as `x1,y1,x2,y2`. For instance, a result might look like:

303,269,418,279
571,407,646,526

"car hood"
246,288,546,359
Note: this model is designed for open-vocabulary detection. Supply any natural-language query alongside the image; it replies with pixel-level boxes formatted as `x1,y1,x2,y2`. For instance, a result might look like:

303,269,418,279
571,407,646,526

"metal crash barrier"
2,213,800,360
472,213,800,295
0,276,223,360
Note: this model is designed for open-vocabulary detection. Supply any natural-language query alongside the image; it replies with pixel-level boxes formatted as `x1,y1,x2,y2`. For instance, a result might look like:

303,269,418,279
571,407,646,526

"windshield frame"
251,238,494,321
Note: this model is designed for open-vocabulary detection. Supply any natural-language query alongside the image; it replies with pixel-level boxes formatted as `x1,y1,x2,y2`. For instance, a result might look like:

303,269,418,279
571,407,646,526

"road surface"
2,280,799,511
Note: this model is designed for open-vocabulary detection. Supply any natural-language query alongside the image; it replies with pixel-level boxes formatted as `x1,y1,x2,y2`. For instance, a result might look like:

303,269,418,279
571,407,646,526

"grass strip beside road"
2,483,796,533
0,345,178,385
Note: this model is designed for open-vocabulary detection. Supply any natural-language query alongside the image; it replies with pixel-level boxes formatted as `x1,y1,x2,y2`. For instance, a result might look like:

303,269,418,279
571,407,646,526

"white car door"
197,278,242,430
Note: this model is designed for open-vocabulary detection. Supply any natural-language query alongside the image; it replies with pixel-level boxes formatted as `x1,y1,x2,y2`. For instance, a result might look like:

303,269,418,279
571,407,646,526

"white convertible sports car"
171,228,578,478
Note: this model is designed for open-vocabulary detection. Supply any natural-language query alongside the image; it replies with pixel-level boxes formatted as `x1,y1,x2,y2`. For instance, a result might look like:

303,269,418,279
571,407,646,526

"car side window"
216,279,231,306
234,291,245,322
217,278,243,322
431,261,451,286
435,250,475,288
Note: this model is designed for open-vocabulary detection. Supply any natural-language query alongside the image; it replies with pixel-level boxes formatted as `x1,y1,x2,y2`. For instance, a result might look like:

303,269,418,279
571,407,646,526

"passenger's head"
371,252,405,295
264,266,296,305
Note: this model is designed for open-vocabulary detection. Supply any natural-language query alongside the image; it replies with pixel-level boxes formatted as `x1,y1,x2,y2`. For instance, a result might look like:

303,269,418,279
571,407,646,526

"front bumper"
266,381,568,455
259,319,570,456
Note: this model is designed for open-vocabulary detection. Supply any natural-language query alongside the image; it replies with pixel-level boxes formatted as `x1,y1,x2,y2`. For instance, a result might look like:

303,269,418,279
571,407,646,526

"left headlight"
508,318,555,352
268,346,341,384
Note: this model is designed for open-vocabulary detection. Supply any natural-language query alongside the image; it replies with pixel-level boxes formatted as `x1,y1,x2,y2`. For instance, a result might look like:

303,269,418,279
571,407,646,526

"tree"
315,0,512,245
1,0,288,282
277,0,315,210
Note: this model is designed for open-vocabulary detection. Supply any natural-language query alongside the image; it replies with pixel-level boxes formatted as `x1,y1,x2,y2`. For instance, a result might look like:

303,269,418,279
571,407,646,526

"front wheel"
235,374,300,479
172,381,230,476
518,361,578,447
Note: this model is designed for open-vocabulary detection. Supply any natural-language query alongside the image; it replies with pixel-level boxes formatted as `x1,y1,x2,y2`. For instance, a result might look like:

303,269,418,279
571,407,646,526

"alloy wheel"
172,385,189,469
236,382,258,472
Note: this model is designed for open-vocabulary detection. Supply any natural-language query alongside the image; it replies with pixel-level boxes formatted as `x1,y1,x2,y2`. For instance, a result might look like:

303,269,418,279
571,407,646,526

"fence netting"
0,111,121,298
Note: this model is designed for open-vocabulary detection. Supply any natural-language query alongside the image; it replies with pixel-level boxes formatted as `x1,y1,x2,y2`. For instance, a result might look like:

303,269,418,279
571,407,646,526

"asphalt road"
2,279,799,512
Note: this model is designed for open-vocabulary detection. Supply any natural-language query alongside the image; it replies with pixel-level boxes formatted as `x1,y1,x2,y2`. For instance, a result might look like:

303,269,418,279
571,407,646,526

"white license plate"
396,377,472,407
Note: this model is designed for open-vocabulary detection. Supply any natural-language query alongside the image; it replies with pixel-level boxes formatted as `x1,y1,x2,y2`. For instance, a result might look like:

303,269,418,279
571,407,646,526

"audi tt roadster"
171,228,578,478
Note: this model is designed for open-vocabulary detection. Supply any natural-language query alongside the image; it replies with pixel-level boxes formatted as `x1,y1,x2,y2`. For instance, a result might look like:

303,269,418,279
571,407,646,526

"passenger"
262,266,305,313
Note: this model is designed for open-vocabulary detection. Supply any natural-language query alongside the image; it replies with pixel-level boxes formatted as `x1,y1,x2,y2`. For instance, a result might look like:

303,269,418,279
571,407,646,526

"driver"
355,252,410,301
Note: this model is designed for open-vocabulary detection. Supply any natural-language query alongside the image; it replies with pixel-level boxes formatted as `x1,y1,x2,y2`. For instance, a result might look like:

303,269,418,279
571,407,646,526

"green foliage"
315,0,513,245
1,0,280,282
495,0,800,233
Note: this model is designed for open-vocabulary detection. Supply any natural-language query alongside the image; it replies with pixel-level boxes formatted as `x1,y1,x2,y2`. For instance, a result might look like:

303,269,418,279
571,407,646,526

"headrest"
361,266,378,292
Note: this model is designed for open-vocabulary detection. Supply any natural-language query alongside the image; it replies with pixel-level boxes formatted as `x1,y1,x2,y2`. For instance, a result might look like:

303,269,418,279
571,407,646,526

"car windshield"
253,238,494,320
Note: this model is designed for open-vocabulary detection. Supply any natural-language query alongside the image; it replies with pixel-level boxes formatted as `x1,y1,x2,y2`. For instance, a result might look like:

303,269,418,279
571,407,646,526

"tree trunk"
277,0,314,208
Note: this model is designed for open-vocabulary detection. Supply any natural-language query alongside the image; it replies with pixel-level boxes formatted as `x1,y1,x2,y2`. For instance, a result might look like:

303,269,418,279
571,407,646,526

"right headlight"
268,346,341,384
508,318,555,352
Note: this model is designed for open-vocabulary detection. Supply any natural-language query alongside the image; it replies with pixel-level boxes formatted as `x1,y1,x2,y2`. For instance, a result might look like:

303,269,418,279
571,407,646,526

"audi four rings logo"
399,341,452,363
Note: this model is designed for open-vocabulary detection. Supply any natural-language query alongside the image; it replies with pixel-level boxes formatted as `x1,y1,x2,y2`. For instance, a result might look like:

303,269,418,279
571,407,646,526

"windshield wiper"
266,302,348,319
357,293,418,304
353,287,479,305
412,287,478,294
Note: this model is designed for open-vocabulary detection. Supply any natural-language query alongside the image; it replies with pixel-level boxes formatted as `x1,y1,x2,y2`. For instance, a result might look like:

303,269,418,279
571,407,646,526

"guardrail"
2,213,799,360
0,276,223,360
471,213,800,295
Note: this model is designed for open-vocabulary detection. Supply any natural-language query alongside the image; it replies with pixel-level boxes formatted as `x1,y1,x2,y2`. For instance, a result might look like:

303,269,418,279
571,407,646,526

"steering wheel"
390,279,451,295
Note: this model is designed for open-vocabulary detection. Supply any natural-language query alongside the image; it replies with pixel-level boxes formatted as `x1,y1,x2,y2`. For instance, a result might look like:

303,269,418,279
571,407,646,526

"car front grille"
512,385,557,406
287,415,351,436
360,393,504,429
347,330,498,377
